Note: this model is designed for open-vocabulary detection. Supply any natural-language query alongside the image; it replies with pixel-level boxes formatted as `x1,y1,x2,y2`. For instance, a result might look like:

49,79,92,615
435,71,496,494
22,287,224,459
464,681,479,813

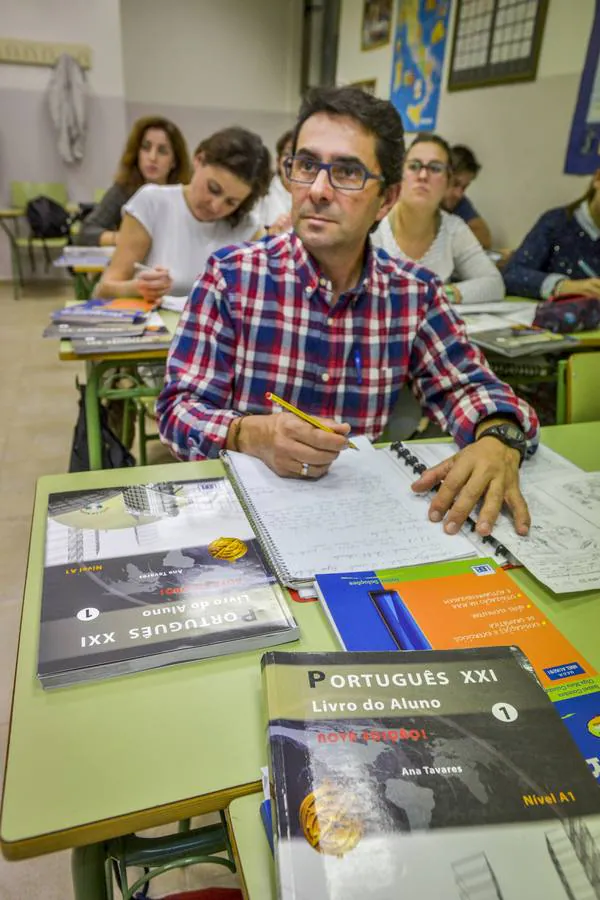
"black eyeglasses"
404,159,449,177
284,155,384,191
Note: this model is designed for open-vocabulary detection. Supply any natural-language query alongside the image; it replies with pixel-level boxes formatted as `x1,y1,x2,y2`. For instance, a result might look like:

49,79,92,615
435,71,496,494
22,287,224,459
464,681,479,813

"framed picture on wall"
350,78,377,94
448,0,549,91
361,0,393,52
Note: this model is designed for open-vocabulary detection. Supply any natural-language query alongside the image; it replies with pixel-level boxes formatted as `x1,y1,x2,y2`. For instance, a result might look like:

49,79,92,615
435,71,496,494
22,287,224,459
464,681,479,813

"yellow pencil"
265,392,359,450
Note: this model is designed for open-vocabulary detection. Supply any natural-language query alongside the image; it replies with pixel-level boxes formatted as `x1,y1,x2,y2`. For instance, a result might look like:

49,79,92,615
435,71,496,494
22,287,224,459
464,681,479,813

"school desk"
59,309,179,469
1,422,597,898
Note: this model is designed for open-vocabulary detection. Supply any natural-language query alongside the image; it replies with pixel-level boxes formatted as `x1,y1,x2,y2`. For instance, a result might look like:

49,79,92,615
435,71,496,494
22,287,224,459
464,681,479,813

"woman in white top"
97,127,271,300
373,133,504,305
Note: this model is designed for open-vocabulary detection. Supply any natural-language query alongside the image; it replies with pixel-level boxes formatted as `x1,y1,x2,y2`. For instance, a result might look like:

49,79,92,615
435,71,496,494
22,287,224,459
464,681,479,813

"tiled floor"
0,282,241,899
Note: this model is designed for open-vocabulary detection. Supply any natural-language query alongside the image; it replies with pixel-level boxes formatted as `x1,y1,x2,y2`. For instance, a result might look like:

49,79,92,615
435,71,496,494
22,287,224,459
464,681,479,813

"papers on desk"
54,246,115,268
160,295,188,313
492,472,600,594
397,442,600,594
459,300,534,316
460,303,537,337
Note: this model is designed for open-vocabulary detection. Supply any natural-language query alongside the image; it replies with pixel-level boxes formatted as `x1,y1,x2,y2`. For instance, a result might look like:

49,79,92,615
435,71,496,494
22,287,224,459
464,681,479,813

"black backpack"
25,195,72,271
69,383,136,472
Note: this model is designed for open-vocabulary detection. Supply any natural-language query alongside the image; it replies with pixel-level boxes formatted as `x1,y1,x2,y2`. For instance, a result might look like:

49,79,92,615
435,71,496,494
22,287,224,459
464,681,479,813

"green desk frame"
2,425,599,900
60,310,179,469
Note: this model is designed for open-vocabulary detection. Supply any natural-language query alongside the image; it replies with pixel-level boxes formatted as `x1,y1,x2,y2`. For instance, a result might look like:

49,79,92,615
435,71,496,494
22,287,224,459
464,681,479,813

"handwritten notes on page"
390,442,599,594
492,472,600,594
226,437,476,586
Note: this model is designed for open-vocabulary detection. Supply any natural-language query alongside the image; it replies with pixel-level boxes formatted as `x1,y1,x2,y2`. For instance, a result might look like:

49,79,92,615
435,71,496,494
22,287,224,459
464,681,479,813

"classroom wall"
0,0,128,278
120,0,304,158
337,0,596,247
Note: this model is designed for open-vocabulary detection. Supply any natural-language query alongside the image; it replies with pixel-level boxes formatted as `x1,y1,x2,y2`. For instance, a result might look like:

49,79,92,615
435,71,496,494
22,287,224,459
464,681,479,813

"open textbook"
391,443,599,594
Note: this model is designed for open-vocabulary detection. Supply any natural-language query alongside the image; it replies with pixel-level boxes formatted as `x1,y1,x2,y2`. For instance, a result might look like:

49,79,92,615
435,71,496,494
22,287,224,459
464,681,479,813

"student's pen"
353,345,363,385
577,258,599,278
265,392,359,450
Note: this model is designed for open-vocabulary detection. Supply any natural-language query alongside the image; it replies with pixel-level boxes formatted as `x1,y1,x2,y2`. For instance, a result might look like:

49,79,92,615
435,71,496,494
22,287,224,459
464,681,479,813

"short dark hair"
408,132,452,169
450,144,481,176
276,129,294,159
292,86,405,189
194,127,272,226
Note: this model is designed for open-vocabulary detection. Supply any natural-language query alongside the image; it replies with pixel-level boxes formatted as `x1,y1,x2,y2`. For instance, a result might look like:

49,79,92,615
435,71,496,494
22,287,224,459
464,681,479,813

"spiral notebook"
221,439,480,589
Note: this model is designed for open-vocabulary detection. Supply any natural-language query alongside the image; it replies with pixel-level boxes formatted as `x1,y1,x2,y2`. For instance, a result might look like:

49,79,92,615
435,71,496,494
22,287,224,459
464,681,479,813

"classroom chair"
3,181,70,300
556,352,600,424
102,813,237,900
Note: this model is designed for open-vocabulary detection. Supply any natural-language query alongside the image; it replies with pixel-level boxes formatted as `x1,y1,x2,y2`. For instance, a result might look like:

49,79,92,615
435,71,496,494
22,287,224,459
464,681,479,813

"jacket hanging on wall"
47,53,88,164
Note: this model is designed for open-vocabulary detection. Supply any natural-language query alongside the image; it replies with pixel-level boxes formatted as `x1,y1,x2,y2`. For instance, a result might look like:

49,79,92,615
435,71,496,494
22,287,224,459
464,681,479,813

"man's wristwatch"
476,422,527,464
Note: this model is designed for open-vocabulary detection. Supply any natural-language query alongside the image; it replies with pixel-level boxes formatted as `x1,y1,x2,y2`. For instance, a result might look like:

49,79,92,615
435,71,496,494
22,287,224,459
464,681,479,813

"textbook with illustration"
315,558,600,781
263,648,600,900
38,477,298,688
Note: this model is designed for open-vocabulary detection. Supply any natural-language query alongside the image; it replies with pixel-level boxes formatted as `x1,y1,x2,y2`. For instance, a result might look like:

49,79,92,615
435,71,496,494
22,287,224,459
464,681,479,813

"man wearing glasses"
158,86,538,539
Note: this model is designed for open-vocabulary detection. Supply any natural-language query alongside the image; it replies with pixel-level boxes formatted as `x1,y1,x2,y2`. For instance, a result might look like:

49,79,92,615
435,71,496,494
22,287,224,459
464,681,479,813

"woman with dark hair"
503,172,600,299
96,126,271,301
372,133,504,304
75,116,191,247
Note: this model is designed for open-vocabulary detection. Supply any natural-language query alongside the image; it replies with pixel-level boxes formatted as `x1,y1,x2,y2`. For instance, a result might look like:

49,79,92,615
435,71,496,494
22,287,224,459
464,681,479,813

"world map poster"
389,0,450,132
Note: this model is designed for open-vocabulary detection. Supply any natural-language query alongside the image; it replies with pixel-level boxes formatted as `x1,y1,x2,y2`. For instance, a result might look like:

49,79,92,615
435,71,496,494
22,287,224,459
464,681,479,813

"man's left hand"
411,437,530,537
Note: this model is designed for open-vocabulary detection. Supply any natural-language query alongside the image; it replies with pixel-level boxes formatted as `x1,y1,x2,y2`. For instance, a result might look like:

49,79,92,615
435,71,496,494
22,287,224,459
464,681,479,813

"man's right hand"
555,277,600,299
134,266,172,302
234,412,351,478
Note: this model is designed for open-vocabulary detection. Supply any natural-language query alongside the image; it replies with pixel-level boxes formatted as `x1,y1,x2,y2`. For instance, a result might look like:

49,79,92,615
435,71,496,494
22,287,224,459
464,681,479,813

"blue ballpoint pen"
353,345,363,385
578,258,599,278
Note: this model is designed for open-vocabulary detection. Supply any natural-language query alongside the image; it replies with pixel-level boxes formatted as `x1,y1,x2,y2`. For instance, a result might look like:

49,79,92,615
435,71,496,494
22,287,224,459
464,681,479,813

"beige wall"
0,0,128,279
337,0,596,247
120,0,303,155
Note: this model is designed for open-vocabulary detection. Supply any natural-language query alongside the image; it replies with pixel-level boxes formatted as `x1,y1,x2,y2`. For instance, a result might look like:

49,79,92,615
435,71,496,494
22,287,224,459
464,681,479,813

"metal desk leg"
71,843,109,900
85,361,104,470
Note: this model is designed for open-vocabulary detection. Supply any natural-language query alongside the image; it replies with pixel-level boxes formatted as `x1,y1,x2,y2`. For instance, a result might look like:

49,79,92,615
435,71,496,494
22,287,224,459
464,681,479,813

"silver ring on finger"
300,462,310,478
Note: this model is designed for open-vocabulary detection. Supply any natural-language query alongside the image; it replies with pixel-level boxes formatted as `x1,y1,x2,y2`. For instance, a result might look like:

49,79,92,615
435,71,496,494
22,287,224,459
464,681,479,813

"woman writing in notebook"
372,133,504,305
503,169,600,300
96,127,271,302
75,116,191,247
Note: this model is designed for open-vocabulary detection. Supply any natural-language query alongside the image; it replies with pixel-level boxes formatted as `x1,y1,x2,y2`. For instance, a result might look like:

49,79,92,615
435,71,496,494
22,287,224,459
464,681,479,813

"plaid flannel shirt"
157,231,539,460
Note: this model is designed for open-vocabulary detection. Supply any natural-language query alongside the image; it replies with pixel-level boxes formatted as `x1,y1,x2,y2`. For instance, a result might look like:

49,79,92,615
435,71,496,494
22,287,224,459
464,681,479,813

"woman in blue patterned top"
503,171,600,300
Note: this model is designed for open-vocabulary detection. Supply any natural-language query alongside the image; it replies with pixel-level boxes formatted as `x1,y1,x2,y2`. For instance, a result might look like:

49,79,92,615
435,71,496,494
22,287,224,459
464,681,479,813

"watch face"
501,424,525,442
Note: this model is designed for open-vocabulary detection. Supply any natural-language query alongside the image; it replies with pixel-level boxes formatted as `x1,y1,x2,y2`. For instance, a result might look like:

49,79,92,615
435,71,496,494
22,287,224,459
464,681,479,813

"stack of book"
43,297,173,355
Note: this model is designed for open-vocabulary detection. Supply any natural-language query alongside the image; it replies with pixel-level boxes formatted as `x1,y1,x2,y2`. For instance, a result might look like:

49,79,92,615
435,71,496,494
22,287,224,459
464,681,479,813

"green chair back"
566,351,600,423
11,181,69,209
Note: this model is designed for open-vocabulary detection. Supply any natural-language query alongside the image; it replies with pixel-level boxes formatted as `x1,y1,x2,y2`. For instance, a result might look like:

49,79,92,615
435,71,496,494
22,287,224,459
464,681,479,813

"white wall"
337,0,596,246
0,0,128,279
120,0,303,156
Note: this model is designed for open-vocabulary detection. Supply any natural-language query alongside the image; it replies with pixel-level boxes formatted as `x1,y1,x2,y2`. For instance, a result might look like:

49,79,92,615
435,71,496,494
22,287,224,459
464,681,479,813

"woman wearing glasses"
372,133,504,304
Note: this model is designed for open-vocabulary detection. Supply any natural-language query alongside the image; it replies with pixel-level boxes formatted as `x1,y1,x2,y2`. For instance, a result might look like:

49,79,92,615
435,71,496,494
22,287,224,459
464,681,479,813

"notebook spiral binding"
389,441,511,562
221,452,297,587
